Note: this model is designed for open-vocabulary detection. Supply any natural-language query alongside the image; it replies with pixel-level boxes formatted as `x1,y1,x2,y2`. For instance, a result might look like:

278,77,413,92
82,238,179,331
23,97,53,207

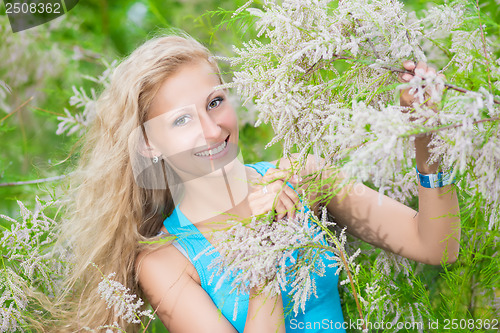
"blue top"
163,162,346,332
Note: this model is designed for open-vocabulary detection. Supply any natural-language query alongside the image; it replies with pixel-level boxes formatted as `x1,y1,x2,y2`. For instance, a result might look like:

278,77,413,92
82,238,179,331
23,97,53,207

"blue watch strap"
416,166,456,188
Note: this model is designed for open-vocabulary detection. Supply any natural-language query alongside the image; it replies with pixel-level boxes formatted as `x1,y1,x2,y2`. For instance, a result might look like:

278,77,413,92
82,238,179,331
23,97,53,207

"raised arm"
304,62,460,265
322,155,460,265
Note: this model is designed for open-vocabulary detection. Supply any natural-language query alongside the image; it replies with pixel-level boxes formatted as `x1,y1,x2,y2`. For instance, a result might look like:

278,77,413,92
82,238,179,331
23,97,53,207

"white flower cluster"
449,29,487,73
56,60,117,136
0,269,28,333
363,251,428,333
0,197,61,291
202,206,353,316
82,321,123,333
97,271,154,325
429,88,500,229
0,197,67,332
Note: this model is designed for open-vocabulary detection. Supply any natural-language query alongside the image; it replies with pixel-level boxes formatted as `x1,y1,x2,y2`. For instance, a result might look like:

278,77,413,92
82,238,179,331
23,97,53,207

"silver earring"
152,155,159,164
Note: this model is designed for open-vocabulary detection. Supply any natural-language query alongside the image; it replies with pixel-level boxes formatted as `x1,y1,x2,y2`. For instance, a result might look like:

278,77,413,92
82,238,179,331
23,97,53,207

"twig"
30,106,66,117
332,54,354,61
380,66,500,105
397,116,500,140
2,255,22,263
354,18,380,59
0,175,67,187
0,96,34,122
405,116,500,138
314,57,500,105
337,244,366,330
305,56,324,76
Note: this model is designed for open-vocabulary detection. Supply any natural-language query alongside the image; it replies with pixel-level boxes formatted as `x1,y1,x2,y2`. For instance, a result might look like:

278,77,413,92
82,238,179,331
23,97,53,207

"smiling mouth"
194,136,229,157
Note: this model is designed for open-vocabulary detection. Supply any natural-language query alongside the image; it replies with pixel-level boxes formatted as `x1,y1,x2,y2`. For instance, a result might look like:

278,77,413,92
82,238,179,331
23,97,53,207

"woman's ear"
134,125,161,158
138,142,161,159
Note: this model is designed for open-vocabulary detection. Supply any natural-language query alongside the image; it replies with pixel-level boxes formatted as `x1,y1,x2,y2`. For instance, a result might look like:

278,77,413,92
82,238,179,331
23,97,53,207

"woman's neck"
178,159,252,226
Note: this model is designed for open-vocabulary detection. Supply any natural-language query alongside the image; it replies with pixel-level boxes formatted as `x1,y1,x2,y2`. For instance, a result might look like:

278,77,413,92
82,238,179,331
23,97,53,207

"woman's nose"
198,110,221,141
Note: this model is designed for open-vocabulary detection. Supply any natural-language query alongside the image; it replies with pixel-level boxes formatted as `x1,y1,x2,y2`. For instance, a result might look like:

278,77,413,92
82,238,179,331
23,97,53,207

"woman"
60,35,461,332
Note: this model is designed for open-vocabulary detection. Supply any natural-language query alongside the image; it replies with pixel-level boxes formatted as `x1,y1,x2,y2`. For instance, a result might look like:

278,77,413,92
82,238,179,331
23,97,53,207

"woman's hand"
247,168,300,221
399,60,445,108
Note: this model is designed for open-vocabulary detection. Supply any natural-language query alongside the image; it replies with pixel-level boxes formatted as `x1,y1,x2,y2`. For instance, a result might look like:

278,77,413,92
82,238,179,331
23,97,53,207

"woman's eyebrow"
205,87,223,104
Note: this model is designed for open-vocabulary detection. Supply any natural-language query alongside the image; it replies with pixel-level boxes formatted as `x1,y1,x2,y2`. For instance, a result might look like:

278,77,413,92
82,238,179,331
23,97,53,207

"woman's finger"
399,60,415,82
268,179,300,206
248,191,274,216
281,183,299,206
401,73,413,82
262,169,294,184
275,193,296,220
278,187,300,220
403,60,416,71
414,61,429,77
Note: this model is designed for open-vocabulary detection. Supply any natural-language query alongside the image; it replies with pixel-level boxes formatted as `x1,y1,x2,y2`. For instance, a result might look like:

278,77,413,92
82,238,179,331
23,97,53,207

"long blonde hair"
57,35,222,331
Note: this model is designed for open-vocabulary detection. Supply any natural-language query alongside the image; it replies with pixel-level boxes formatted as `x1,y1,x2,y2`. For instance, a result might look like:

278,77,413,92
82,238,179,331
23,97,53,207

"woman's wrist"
414,134,439,174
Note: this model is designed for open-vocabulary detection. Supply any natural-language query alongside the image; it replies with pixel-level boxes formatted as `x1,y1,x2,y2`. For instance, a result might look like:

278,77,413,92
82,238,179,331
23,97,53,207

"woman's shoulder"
136,240,200,286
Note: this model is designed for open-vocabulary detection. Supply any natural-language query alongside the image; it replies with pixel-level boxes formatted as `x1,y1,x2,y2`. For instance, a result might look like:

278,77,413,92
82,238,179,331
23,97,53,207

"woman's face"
145,60,239,181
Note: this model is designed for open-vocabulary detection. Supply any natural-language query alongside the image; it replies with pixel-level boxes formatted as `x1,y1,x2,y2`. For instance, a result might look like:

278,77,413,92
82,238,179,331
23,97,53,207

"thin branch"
401,116,500,138
329,236,366,331
0,96,34,122
2,255,22,263
380,66,500,105
354,18,381,59
305,56,324,76
332,54,355,61
30,106,66,117
0,175,67,187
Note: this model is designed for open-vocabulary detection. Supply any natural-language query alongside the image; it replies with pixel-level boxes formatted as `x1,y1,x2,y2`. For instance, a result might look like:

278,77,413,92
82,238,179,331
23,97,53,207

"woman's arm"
136,244,285,333
274,143,460,266
322,151,460,265
276,62,460,265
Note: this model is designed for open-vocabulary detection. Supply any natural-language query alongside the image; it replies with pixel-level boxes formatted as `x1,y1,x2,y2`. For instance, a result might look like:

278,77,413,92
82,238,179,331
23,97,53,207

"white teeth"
195,140,227,157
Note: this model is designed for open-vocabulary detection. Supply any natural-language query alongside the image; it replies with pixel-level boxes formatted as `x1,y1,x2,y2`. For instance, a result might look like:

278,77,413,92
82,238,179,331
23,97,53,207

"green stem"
474,0,493,92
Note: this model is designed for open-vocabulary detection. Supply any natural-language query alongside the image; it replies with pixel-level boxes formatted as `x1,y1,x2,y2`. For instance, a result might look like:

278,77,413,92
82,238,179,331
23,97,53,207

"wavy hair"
56,35,222,331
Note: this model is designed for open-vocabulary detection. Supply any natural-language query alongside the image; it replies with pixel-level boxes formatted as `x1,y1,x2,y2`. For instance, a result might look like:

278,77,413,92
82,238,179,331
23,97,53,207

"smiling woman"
55,34,461,333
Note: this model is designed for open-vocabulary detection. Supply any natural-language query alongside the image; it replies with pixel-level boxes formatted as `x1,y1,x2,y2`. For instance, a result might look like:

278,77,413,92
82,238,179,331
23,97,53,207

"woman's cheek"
223,107,239,132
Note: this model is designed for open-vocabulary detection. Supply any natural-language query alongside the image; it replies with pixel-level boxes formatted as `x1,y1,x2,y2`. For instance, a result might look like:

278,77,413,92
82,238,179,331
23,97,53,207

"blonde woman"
60,35,461,332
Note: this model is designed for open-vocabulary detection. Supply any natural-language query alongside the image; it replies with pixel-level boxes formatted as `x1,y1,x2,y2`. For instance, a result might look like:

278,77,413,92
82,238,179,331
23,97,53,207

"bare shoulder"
136,242,199,287
135,243,238,332
136,244,197,309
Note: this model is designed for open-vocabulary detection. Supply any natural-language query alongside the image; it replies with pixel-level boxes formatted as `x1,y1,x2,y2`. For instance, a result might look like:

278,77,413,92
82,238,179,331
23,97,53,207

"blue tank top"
163,162,346,332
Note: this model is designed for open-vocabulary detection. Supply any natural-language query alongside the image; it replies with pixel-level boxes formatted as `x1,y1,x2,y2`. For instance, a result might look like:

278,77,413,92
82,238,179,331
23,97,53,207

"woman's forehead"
149,61,222,118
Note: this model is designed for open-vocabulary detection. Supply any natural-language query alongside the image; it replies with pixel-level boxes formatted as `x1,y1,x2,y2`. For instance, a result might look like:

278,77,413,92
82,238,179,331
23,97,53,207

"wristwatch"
415,166,456,188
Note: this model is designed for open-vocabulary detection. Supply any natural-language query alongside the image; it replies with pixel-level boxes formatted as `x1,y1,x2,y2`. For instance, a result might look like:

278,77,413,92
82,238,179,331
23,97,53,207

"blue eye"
173,115,191,127
208,97,224,110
